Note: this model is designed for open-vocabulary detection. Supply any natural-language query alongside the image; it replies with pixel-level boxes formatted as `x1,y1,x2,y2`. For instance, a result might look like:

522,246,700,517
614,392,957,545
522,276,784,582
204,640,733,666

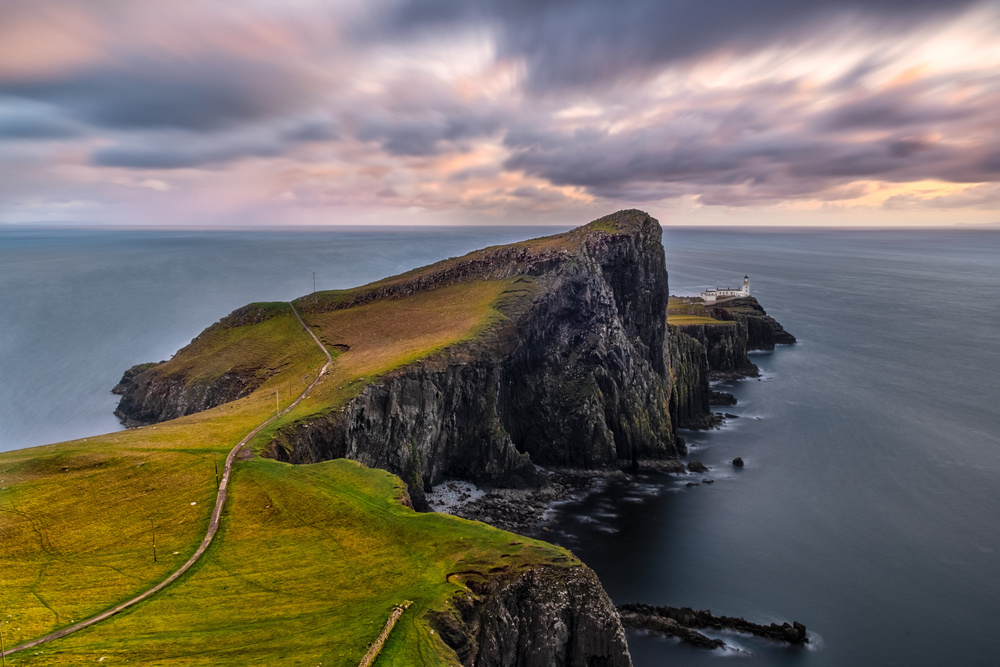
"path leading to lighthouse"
2,302,332,658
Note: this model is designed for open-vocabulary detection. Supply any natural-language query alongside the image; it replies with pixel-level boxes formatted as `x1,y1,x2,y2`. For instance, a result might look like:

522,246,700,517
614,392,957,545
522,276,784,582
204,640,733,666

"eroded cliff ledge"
667,296,796,429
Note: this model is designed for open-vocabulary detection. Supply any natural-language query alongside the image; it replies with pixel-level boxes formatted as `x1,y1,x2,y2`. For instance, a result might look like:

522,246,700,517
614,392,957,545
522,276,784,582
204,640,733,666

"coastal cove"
2,224,999,665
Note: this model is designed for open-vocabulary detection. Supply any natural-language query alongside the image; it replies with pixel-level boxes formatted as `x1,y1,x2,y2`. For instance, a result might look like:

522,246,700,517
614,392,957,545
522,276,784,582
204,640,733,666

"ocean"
2,224,999,665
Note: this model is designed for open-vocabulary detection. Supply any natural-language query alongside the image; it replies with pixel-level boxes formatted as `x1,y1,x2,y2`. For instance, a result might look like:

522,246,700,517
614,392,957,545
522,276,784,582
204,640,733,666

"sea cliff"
667,296,795,429
434,563,631,666
115,210,681,496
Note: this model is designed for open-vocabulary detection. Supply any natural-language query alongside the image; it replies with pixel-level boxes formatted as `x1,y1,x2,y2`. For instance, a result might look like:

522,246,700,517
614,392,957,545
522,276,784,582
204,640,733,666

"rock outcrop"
433,564,632,667
266,210,680,492
705,297,797,349
111,303,287,426
618,602,807,649
112,364,257,427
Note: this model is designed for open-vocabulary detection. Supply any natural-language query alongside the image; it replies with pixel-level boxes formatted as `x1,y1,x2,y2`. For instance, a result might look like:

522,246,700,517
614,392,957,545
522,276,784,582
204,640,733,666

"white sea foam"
426,480,485,513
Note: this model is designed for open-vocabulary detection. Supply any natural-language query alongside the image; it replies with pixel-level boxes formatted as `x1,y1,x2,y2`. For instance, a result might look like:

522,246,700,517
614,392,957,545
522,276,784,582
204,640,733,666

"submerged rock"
709,391,737,406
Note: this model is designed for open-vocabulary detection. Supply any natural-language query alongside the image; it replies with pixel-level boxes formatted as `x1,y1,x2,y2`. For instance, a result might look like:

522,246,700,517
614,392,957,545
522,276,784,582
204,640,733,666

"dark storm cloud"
377,0,982,88
503,108,996,205
92,140,282,169
815,88,976,131
281,119,340,143
356,111,501,156
91,116,340,169
0,55,318,132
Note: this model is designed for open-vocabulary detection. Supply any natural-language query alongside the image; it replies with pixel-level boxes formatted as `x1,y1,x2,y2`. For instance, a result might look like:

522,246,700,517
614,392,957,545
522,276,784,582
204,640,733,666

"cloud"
92,134,290,170
90,114,342,169
376,0,984,89
815,85,976,131
1,0,998,224
1,54,321,132
356,110,501,156
884,183,1000,209
503,100,999,206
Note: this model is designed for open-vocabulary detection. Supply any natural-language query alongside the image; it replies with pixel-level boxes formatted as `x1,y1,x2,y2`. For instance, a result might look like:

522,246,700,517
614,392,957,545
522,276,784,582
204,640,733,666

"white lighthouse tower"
742,275,750,296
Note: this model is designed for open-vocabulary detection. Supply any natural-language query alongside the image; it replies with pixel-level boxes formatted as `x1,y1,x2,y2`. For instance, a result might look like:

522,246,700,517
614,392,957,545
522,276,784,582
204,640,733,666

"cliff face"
706,297,797,349
112,365,257,427
112,303,288,426
667,326,712,430
666,295,795,429
672,321,757,378
267,210,679,492
431,564,632,667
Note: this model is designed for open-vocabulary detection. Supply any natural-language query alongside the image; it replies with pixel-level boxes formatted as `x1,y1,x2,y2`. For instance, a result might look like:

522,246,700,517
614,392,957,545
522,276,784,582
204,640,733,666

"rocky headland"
116,211,683,498
111,209,797,665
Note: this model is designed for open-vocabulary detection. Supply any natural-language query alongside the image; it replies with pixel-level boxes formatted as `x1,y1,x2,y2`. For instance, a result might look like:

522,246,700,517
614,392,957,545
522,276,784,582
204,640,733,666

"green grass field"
666,315,735,326
666,298,730,326
6,459,571,666
0,272,570,665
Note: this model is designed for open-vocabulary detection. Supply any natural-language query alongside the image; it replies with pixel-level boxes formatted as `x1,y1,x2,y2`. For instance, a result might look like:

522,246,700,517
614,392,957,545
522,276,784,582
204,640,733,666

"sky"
1,0,999,227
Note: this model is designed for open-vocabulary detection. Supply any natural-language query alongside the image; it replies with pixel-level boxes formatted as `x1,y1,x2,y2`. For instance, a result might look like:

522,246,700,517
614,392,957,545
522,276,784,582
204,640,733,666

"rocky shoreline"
428,457,716,536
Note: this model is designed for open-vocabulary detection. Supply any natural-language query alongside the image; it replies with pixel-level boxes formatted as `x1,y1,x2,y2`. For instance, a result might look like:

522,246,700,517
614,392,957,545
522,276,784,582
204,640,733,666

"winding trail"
2,302,332,658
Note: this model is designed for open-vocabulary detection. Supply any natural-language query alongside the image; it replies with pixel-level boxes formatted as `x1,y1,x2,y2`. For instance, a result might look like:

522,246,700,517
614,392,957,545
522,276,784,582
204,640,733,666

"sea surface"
2,224,999,666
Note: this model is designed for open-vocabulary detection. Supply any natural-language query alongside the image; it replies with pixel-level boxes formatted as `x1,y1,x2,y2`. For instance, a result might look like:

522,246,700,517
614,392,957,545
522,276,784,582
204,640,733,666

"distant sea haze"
3,224,999,666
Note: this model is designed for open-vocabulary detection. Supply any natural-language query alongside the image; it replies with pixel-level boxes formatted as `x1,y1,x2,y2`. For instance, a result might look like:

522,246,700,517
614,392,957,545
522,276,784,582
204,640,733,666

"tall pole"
313,272,316,294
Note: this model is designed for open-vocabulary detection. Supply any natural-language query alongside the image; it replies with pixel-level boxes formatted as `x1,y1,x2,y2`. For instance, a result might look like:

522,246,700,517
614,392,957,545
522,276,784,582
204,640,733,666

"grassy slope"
12,459,571,666
1,273,567,665
666,297,731,326
0,309,324,646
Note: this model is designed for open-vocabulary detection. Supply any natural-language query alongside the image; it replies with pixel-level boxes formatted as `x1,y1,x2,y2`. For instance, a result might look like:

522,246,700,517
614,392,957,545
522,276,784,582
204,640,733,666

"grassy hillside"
666,297,731,326
5,459,570,666
0,274,569,665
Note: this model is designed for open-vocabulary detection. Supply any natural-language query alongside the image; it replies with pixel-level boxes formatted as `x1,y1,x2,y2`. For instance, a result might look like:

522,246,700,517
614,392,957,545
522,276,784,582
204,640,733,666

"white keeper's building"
700,275,750,302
